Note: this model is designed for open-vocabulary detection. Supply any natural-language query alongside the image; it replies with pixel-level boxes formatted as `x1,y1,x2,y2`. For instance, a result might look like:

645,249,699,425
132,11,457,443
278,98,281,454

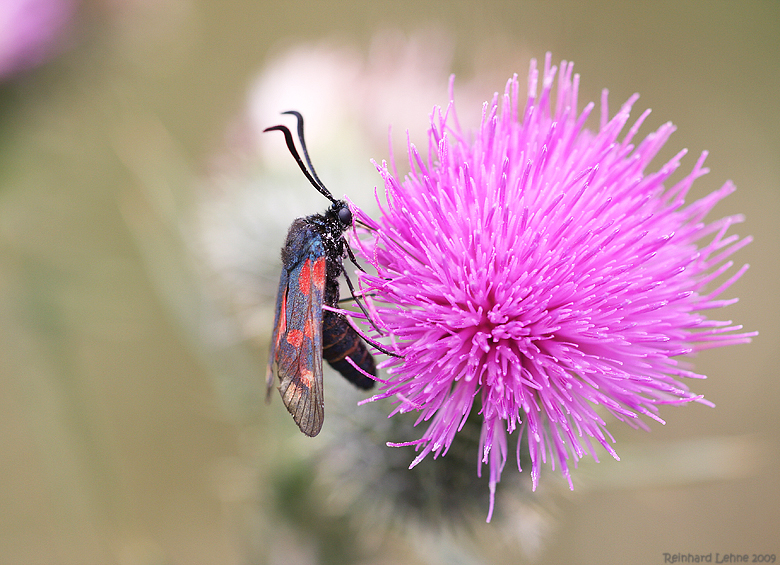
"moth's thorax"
303,200,351,259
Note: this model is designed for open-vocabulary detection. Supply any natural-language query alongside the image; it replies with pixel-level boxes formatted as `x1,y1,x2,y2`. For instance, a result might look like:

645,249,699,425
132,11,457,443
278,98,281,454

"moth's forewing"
264,115,379,436
269,221,327,436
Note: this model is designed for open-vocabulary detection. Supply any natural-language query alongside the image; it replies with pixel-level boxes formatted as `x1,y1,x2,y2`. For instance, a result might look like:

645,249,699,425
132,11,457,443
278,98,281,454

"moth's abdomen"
322,311,376,389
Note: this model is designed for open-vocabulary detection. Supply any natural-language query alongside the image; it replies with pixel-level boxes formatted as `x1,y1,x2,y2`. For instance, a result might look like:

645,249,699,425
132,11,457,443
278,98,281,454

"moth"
264,111,381,437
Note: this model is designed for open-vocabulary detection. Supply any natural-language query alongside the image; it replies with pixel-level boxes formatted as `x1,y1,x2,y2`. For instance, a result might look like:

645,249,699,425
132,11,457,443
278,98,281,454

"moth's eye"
338,206,352,225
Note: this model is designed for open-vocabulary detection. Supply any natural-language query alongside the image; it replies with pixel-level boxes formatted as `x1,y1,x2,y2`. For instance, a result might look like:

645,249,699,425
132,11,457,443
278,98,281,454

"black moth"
264,111,378,437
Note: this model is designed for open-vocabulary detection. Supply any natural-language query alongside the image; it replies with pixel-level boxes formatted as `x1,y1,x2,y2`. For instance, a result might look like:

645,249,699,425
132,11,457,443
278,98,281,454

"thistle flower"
351,53,755,522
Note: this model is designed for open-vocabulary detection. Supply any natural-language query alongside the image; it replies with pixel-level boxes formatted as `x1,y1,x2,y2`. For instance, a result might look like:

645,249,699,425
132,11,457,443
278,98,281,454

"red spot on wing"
299,260,311,295
312,257,326,288
304,318,314,340
286,329,304,348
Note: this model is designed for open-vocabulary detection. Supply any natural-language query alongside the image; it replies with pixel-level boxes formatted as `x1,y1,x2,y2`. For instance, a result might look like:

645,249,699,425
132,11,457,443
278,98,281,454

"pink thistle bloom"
350,53,756,522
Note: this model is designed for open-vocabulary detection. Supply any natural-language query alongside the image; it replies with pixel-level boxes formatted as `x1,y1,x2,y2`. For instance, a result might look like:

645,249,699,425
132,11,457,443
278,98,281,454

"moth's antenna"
264,119,338,205
281,111,332,197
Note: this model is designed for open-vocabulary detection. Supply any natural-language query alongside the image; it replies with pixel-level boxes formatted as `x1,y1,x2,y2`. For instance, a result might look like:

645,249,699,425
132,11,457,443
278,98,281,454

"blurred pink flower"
0,0,74,79
351,53,756,521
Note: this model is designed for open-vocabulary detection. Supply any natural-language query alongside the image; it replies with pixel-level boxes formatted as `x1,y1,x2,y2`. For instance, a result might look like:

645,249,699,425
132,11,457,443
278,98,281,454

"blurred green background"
1,1,778,564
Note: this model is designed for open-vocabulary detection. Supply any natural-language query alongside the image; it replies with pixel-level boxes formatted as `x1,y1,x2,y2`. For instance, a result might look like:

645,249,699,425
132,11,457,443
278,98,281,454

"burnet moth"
264,111,384,437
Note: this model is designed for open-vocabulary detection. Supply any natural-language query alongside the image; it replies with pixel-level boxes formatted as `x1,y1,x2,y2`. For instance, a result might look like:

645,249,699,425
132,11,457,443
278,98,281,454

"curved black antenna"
281,111,332,197
263,123,338,205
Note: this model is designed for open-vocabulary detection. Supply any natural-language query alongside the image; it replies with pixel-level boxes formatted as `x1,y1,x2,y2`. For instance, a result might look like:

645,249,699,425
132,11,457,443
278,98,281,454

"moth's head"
331,199,352,229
